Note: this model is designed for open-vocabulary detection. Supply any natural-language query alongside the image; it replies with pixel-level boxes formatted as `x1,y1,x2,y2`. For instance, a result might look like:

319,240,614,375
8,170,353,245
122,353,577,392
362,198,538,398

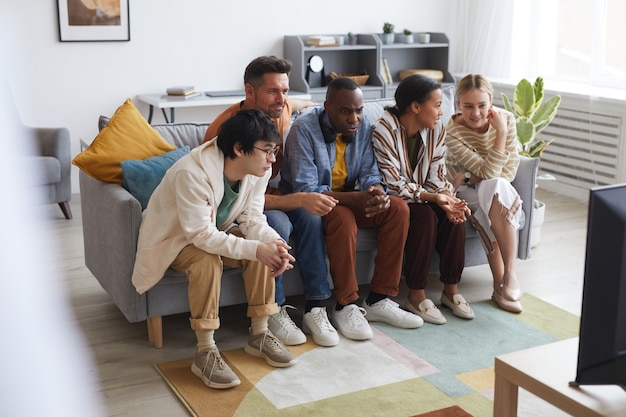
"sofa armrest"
512,156,540,260
79,170,147,322
31,126,72,202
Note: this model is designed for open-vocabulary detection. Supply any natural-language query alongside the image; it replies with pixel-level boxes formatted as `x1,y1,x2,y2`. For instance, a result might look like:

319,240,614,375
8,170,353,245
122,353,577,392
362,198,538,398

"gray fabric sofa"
79,96,539,348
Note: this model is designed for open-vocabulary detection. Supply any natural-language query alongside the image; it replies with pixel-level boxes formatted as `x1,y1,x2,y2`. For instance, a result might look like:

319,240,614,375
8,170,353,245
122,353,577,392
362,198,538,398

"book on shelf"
381,58,393,84
306,35,336,46
166,85,195,95
161,91,203,100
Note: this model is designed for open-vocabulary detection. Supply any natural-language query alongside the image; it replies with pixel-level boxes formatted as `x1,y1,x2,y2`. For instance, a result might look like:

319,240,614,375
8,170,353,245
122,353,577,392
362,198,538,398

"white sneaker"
363,298,423,328
268,305,306,345
302,307,340,347
332,304,373,340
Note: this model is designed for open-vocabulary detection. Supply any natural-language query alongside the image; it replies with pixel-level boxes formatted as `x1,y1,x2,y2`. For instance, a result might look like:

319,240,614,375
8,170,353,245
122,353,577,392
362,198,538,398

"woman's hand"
433,193,471,224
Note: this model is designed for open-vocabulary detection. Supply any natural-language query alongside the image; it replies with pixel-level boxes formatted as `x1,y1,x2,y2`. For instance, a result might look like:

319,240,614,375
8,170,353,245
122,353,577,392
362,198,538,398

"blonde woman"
445,74,524,313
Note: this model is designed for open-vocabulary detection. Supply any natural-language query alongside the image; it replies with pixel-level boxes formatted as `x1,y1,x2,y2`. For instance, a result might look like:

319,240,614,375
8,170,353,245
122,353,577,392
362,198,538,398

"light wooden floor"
43,188,589,417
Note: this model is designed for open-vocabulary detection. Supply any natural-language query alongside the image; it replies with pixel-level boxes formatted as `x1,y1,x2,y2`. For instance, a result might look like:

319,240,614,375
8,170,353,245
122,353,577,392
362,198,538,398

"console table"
494,337,626,417
136,91,311,123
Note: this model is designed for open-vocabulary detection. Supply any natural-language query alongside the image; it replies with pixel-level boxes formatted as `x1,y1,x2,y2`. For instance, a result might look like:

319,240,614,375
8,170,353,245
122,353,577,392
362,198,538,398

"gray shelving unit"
378,32,454,97
284,34,384,102
284,32,453,101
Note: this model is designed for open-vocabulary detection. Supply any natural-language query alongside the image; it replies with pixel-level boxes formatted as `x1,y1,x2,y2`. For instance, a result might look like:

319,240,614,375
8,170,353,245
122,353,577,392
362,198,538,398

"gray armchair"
29,126,73,219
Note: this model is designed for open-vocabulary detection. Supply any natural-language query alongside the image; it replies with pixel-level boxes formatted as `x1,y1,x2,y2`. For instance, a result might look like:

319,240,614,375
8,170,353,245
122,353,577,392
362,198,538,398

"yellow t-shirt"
332,134,348,192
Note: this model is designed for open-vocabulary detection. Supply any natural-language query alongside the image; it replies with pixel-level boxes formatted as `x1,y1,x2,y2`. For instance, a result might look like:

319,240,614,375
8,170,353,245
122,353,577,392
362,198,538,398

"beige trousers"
170,228,278,331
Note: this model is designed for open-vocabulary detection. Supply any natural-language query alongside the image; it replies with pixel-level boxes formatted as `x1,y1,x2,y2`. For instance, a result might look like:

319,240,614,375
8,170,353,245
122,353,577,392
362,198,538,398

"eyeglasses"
253,146,280,159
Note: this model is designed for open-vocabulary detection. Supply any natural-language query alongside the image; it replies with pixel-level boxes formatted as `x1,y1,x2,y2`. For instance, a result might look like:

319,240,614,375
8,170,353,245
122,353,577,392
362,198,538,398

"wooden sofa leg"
147,316,163,349
58,201,72,219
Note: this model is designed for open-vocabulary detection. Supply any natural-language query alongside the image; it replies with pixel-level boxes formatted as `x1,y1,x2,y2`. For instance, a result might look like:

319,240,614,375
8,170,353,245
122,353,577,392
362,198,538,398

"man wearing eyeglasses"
204,56,341,348
132,110,297,390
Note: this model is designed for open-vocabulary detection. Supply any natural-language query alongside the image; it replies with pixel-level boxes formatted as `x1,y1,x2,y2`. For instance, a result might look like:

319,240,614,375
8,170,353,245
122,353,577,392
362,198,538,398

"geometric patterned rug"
155,294,579,417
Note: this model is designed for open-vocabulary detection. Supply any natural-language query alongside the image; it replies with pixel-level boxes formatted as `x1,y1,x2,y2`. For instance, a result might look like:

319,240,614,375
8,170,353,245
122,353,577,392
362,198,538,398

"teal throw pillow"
121,146,190,209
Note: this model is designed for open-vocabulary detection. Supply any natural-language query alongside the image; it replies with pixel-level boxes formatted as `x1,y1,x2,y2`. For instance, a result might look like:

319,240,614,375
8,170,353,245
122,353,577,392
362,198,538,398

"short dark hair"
325,77,360,101
391,74,441,116
243,56,292,89
217,109,280,159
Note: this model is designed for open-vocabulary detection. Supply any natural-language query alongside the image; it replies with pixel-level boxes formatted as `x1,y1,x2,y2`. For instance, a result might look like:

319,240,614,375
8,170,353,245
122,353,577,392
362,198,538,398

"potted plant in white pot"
501,76,561,247
403,28,413,43
381,22,395,45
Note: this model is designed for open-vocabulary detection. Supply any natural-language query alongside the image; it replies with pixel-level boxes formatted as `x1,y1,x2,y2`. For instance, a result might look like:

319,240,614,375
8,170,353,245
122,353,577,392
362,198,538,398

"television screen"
572,183,626,389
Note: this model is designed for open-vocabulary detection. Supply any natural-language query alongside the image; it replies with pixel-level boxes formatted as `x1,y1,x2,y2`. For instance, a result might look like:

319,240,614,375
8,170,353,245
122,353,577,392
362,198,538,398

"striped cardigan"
444,109,519,182
372,110,454,203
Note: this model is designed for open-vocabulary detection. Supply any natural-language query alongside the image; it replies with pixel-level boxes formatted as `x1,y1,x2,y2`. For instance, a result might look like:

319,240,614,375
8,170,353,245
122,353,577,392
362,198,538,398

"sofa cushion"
73,98,176,185
121,146,190,210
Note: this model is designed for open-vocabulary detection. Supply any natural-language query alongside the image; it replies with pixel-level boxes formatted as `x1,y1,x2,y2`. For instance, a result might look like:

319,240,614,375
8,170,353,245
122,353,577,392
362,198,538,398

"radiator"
493,83,626,201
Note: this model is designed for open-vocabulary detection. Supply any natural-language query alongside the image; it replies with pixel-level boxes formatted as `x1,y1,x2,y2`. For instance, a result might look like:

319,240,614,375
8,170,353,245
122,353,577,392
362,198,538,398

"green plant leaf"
532,95,561,133
528,139,553,158
533,77,545,109
514,79,537,117
516,116,536,151
501,93,513,113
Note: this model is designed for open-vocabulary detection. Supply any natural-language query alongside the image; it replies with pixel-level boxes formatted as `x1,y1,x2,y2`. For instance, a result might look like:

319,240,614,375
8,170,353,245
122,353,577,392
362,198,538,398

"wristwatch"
464,171,471,184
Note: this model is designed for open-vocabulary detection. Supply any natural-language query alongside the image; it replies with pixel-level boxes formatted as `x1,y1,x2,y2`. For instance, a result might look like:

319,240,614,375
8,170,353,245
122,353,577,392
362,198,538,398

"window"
510,0,626,90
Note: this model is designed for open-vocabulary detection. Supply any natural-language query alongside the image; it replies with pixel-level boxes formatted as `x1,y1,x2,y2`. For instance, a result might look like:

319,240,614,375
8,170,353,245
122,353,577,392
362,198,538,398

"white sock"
195,329,216,352
250,316,268,335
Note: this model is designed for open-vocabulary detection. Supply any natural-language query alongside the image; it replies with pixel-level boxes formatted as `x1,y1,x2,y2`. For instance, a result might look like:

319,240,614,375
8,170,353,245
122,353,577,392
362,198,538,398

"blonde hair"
455,74,494,103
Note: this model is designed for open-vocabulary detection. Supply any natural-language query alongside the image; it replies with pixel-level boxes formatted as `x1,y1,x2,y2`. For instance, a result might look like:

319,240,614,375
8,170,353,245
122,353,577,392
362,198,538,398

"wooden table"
136,91,311,123
494,338,626,417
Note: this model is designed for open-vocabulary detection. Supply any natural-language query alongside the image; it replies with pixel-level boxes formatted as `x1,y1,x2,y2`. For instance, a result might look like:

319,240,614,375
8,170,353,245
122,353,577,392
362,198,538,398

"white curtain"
448,0,515,79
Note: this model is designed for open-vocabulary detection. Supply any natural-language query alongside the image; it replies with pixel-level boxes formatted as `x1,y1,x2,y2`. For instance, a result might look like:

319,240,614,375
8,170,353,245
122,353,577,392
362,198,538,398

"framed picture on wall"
57,0,130,42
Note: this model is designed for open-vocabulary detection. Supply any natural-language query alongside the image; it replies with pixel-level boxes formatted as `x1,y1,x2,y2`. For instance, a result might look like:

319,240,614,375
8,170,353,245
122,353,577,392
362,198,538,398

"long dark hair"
387,74,441,117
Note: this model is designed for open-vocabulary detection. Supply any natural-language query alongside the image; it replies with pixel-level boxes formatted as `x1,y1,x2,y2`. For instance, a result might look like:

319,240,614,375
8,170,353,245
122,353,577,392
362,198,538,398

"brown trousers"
404,202,465,290
170,228,278,331
323,196,409,305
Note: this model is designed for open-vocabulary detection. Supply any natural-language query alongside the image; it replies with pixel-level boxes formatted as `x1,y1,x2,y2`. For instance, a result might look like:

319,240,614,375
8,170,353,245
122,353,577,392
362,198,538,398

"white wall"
1,0,453,193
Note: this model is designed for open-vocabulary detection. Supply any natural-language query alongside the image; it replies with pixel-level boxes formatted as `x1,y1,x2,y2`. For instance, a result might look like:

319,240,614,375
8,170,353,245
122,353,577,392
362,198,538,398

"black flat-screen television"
571,183,626,390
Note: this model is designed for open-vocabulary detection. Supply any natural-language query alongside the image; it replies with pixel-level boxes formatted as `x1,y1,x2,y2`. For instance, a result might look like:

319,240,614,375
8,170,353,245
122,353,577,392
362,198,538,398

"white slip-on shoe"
440,293,475,319
332,304,373,340
404,299,447,325
302,306,340,347
362,298,423,328
268,305,307,346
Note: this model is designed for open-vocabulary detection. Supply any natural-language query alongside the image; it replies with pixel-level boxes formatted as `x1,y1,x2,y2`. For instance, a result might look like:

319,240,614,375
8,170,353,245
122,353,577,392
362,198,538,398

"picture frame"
57,0,130,42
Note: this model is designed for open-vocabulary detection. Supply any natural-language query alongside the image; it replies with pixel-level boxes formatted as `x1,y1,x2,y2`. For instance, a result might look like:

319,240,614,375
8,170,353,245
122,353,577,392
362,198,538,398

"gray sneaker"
244,330,297,368
191,348,241,390
268,305,307,345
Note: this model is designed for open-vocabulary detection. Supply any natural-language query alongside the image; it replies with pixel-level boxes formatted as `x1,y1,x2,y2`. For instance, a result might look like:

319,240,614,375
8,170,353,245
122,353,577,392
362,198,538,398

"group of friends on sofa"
130,56,525,389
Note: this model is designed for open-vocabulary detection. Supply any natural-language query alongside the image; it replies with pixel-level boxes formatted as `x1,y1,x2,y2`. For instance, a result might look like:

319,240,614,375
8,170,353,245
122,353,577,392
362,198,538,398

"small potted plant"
403,28,413,43
347,32,357,45
381,22,395,45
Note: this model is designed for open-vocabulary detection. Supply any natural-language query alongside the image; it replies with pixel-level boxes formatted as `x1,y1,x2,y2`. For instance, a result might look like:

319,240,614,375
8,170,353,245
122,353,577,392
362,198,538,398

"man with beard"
204,56,340,348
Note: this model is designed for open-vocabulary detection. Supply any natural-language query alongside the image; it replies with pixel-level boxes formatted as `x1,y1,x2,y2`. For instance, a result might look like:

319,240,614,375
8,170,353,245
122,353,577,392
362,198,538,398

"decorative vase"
381,33,395,45
530,199,546,248
404,34,414,44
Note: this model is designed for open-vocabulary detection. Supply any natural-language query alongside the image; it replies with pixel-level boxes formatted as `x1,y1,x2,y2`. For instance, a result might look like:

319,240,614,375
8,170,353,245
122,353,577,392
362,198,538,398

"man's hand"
364,185,390,218
256,239,295,277
301,192,338,216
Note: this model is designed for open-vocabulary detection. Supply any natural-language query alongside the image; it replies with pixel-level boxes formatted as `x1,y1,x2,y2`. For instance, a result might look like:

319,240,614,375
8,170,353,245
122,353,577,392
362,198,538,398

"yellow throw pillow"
72,98,176,185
